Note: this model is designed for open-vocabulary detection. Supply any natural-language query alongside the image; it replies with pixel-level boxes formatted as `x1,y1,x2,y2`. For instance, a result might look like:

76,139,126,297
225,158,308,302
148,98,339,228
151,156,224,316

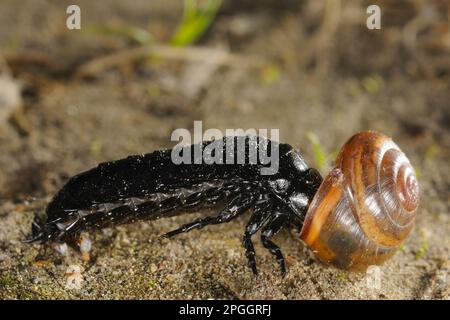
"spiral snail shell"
299,131,419,271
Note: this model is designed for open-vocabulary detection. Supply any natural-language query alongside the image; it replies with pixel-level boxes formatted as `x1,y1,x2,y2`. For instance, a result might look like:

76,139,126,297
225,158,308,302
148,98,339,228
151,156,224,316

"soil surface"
0,0,449,299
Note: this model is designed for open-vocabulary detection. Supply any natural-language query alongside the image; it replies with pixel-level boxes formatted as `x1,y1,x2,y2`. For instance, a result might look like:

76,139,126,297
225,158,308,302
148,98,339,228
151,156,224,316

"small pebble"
65,264,84,290
150,263,158,273
54,243,68,256
79,234,92,262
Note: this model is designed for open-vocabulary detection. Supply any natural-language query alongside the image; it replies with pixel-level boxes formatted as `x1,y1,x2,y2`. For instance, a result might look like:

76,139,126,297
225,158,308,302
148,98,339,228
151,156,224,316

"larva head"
299,131,419,271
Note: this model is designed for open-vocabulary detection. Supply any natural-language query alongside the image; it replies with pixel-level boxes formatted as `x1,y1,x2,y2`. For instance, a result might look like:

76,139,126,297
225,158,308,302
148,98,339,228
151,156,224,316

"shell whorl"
300,131,419,271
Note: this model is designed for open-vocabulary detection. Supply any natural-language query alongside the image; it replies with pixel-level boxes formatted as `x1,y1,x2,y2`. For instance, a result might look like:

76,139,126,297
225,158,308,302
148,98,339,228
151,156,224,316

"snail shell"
299,131,419,271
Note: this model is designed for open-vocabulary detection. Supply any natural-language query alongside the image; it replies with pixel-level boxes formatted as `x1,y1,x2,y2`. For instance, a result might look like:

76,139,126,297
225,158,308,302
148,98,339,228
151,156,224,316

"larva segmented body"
29,136,321,274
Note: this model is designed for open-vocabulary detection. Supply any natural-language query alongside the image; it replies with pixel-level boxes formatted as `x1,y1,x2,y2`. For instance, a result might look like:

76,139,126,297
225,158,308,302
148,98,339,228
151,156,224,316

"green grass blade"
306,131,328,172
170,0,222,47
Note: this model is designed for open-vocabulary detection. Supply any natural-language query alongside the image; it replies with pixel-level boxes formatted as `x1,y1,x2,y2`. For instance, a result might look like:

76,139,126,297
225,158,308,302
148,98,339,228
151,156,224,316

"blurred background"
0,0,449,299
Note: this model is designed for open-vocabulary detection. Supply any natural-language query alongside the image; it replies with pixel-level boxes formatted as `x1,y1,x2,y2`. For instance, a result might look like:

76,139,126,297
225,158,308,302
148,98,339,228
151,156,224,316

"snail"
299,131,419,271
27,131,419,274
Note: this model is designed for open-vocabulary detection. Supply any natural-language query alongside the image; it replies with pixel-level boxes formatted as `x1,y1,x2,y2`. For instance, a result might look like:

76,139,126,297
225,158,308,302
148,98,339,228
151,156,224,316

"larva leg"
242,196,273,275
260,212,288,275
163,192,256,238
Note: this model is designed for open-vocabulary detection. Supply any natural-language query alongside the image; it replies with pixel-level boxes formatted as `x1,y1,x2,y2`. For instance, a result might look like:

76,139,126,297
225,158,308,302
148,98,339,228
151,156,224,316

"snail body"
300,131,419,271
28,132,419,274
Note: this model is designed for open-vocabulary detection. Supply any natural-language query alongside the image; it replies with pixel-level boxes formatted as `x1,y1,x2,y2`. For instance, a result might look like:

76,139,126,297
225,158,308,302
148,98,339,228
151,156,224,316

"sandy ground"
0,0,449,299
